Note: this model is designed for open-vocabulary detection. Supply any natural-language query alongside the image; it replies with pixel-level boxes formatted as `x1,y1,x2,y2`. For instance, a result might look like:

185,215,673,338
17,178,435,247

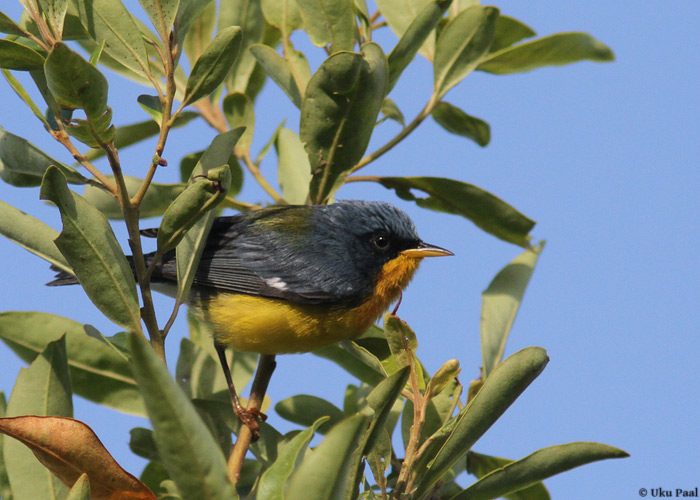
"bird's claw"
235,407,267,441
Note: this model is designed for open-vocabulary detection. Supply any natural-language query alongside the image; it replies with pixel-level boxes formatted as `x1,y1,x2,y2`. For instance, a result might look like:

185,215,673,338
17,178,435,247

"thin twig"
239,149,286,204
228,354,277,483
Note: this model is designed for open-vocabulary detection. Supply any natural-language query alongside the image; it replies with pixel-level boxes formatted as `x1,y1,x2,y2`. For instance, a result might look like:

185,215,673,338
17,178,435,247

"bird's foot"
235,407,267,441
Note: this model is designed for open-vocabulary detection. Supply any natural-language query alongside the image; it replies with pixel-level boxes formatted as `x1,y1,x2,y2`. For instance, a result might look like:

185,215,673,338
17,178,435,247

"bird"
48,200,452,434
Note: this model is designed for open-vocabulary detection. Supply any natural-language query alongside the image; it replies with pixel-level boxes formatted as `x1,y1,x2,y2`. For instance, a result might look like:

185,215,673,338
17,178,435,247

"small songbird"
49,200,452,433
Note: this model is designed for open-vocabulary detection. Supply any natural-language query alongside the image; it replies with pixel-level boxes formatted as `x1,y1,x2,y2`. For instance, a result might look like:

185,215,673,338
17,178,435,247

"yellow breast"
200,255,423,354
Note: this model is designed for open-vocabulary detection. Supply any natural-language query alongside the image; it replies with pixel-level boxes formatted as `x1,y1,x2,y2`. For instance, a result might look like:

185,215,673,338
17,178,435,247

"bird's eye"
372,232,390,250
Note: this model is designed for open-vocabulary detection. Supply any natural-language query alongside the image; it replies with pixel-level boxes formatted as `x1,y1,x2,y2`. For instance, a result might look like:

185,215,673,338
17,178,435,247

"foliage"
0,1,625,499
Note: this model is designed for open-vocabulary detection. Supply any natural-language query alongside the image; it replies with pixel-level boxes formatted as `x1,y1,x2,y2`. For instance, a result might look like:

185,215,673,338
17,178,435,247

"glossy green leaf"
433,5,498,98
218,0,266,93
3,338,72,500
376,176,535,247
384,313,417,370
431,100,490,146
261,0,302,35
38,0,68,37
412,347,549,499
176,129,243,305
387,0,452,92
250,44,303,108
275,127,311,204
303,43,388,204
139,461,171,497
129,427,160,462
84,111,199,161
276,395,344,435
139,0,179,41
0,39,44,70
0,128,86,188
481,245,543,378
377,0,436,60
0,11,25,35
222,92,254,152
65,473,91,500
457,443,628,500
44,43,108,117
490,15,536,53
75,0,150,77
295,0,355,52
0,312,145,416
129,333,237,500
64,109,116,148
286,414,370,500
478,32,615,75
466,452,550,500
184,26,242,105
257,417,329,500
40,167,141,332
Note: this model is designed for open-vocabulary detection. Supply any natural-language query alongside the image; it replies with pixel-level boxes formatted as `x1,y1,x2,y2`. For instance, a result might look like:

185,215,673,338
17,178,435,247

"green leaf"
137,94,164,123
38,0,69,37
431,100,490,146
65,474,91,500
466,452,549,500
433,5,498,98
250,44,303,108
261,0,302,35
377,0,436,61
387,0,452,92
276,395,344,435
379,97,405,126
257,417,329,500
490,15,536,53
157,166,231,252
82,175,183,220
457,443,628,500
40,167,141,332
0,128,87,188
222,92,254,152
275,127,311,204
84,111,200,161
218,0,266,93
3,337,72,500
0,11,26,35
44,42,109,117
286,414,370,500
184,26,242,105
481,245,543,378
75,0,151,78
0,312,145,416
295,0,355,52
0,39,44,70
364,366,409,453
2,69,47,126
314,340,387,386
303,43,388,204
129,333,238,500
138,0,179,41
64,109,116,148
477,32,615,75
175,129,244,305
0,200,70,272
412,347,549,498
375,176,535,247
180,0,216,65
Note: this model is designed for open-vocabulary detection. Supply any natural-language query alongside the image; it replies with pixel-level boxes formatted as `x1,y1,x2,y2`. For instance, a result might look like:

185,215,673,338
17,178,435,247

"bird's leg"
215,343,267,439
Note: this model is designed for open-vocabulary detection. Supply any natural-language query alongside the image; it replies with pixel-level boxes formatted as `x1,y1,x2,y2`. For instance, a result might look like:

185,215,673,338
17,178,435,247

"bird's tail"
46,265,80,286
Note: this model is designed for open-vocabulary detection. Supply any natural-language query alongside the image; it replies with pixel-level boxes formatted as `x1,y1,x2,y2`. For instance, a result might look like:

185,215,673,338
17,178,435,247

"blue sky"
1,1,699,498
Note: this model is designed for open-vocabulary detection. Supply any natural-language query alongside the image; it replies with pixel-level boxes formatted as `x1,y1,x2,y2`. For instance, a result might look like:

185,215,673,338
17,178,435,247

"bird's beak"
401,241,454,258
